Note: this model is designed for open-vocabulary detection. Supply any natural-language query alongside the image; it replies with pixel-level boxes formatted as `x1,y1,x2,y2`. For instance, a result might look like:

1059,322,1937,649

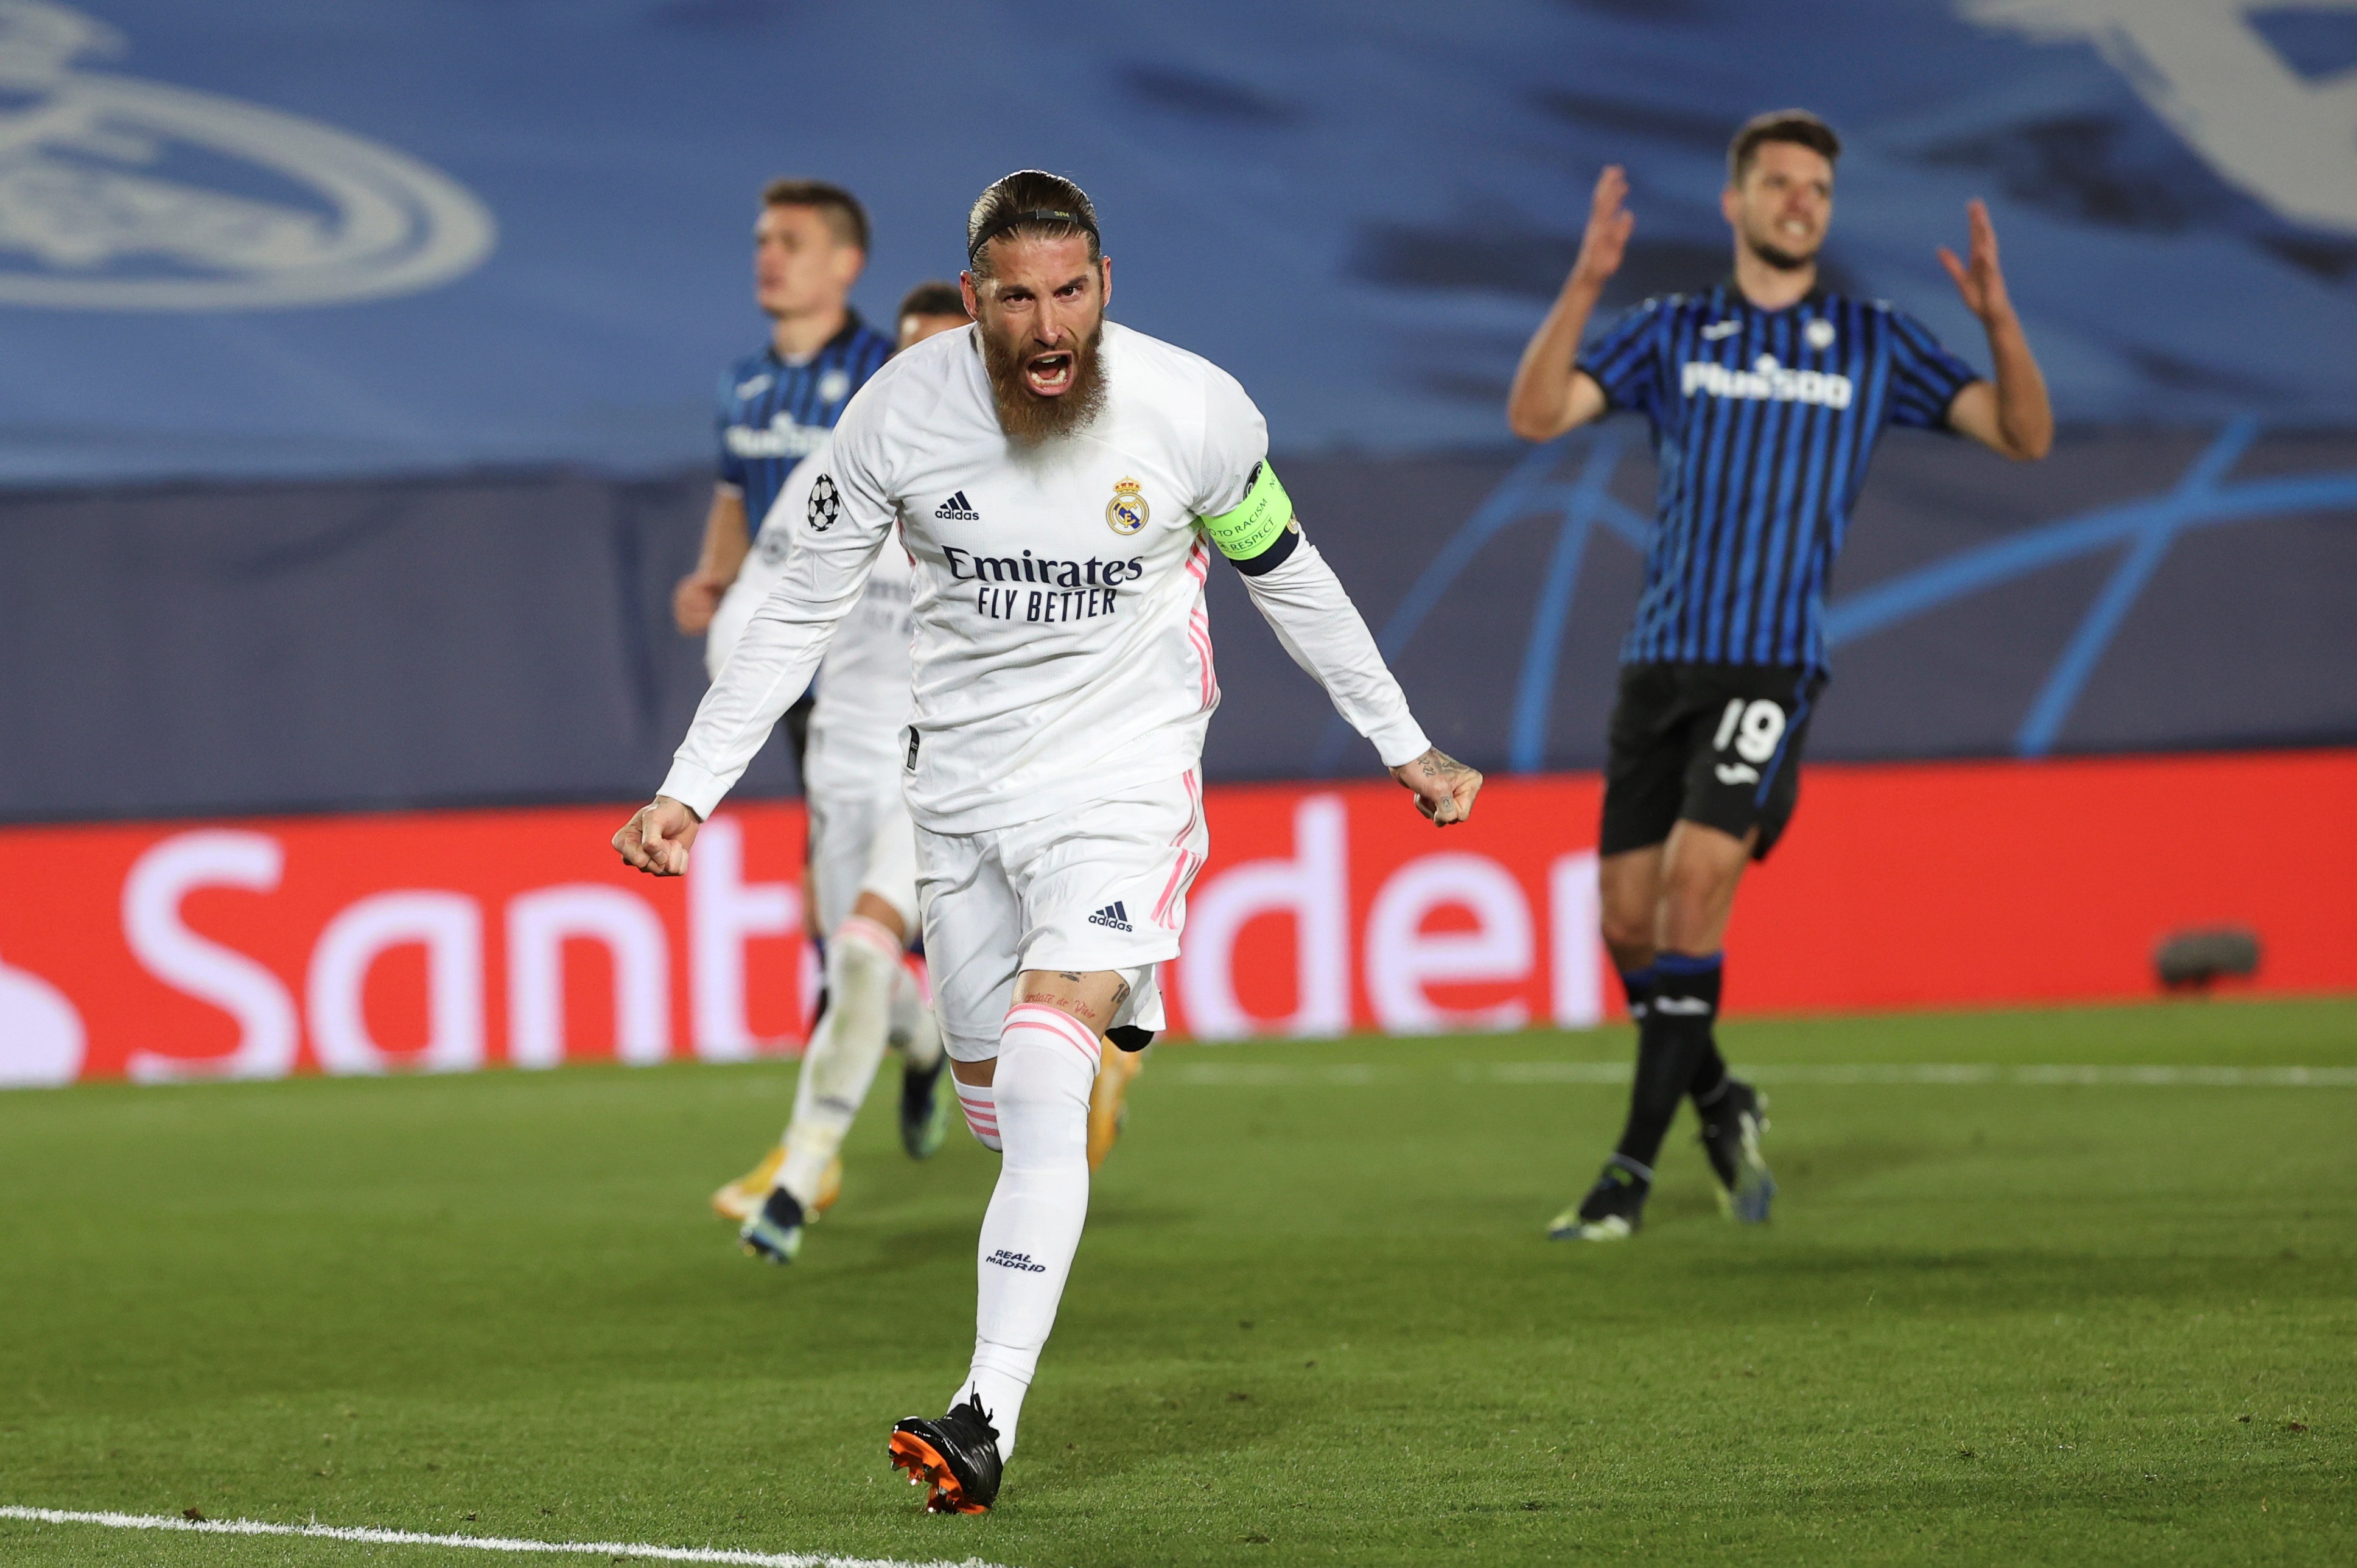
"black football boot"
1547,1157,1651,1242
888,1396,1004,1513
1697,1077,1776,1223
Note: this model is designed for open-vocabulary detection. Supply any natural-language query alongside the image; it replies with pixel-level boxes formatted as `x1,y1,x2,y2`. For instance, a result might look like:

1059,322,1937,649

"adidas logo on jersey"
935,491,981,521
1086,901,1133,933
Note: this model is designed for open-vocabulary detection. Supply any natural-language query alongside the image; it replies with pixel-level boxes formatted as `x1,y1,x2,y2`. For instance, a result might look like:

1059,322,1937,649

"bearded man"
614,169,1480,1512
1507,110,2052,1243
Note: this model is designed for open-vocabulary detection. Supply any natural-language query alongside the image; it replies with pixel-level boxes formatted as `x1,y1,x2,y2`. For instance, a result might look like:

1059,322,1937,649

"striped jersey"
716,312,893,533
1580,284,1978,670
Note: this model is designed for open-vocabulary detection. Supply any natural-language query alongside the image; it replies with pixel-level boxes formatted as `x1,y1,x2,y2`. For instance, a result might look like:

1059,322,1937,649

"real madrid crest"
1105,475,1149,536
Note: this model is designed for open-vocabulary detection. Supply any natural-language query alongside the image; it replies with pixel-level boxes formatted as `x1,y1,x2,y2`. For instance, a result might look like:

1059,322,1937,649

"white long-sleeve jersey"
660,321,1429,833
705,438,914,799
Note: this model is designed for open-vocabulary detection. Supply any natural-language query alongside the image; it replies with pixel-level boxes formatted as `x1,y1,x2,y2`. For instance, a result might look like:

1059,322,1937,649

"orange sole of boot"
887,1430,988,1513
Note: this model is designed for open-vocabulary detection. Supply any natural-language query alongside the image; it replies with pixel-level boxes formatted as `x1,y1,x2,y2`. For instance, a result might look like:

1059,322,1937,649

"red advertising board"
2,750,2351,1087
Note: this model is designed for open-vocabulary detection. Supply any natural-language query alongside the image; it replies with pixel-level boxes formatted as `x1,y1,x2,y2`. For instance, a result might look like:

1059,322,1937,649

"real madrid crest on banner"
0,1,496,310
1105,476,1149,536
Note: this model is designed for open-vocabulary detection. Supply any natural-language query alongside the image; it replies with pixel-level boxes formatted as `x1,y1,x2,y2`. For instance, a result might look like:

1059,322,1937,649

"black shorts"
1599,663,1825,861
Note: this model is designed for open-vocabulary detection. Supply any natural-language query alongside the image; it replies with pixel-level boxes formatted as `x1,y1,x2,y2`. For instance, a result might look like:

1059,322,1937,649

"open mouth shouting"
980,315,1105,442
1023,349,1076,398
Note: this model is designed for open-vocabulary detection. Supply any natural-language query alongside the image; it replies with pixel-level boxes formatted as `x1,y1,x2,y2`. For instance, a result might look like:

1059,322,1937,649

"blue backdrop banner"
8,425,2353,822
0,0,2353,483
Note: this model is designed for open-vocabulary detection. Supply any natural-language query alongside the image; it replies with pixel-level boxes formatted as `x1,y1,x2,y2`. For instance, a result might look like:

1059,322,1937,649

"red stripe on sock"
1005,1002,1101,1065
837,914,902,957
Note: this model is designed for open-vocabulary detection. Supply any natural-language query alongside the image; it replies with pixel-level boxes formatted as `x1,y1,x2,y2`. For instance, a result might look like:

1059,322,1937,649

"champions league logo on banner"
0,0,494,310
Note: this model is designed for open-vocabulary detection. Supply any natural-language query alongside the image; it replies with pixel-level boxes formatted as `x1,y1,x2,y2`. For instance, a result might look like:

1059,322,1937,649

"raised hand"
613,796,702,876
1571,165,1635,291
1937,198,2014,324
1390,747,1483,827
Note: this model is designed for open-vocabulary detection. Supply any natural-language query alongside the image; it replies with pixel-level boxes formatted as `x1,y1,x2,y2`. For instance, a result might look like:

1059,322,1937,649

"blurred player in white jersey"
614,172,1480,1513
706,284,974,1260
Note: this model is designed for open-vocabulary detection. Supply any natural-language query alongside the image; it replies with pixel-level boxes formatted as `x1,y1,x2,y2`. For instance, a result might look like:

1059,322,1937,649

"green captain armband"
1203,460,1297,567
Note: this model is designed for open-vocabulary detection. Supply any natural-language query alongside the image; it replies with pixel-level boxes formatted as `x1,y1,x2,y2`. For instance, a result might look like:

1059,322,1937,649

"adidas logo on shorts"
1086,901,1133,933
935,490,981,521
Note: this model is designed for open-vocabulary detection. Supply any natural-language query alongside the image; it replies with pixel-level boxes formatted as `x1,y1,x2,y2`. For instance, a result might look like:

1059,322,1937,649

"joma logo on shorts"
987,1249,1048,1273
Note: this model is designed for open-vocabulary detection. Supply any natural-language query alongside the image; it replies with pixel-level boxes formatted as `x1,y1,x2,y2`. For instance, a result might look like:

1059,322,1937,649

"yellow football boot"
1087,1042,1146,1171
710,1147,841,1222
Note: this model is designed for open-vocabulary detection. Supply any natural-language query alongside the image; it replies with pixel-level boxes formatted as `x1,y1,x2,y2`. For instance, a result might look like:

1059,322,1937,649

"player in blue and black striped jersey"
673,179,894,640
1507,110,2053,1242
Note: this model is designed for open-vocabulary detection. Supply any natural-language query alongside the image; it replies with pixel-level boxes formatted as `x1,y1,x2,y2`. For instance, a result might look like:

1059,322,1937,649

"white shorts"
916,770,1207,1062
807,785,921,936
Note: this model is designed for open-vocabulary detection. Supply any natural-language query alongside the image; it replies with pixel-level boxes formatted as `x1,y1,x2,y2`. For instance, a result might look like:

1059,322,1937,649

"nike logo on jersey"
935,491,981,521
1700,320,1740,340
734,373,774,398
1087,901,1133,933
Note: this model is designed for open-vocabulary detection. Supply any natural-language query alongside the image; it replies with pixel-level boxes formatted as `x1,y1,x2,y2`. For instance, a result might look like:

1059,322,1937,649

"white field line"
1167,1061,2357,1089
0,1506,1007,1568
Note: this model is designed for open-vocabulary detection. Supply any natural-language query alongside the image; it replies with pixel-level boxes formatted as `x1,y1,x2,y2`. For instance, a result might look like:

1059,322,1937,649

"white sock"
954,1080,1001,1151
950,1001,1098,1460
778,915,898,1207
889,961,944,1072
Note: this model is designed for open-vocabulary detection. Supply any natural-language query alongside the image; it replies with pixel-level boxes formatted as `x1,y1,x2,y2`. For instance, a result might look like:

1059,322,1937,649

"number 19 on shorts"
1712,698,1785,785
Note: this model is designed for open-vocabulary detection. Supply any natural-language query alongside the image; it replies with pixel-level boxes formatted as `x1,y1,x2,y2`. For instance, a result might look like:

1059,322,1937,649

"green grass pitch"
2,998,2352,1567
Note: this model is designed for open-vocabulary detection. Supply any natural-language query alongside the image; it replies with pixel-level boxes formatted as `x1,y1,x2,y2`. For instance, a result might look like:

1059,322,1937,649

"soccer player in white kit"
705,284,976,1262
614,172,1482,1513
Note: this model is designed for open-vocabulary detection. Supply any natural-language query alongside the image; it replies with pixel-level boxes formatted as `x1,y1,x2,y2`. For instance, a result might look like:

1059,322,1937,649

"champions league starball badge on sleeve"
0,0,495,310
1105,476,1148,535
807,473,842,531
